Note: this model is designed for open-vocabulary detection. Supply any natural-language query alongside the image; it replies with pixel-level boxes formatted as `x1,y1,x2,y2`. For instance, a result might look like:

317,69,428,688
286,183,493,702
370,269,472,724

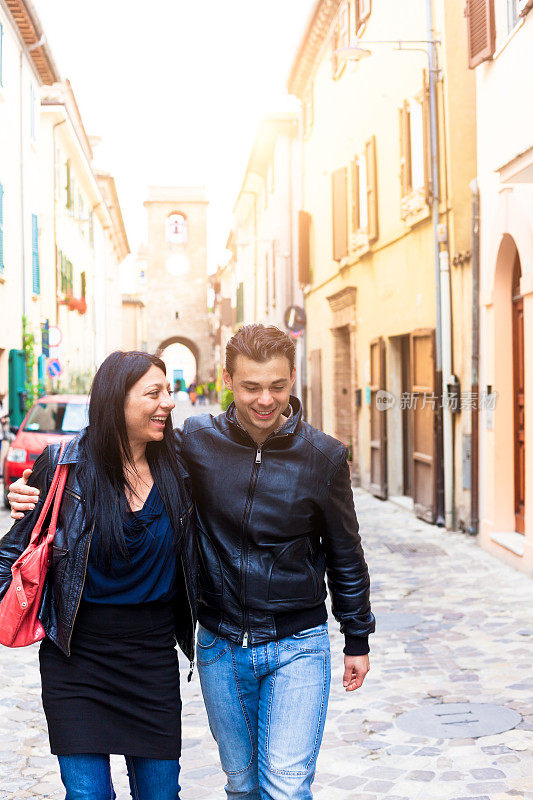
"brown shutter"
466,0,496,69
351,157,360,233
355,0,372,34
422,71,431,205
365,135,378,242
298,210,311,285
399,101,412,197
332,167,348,261
331,23,339,77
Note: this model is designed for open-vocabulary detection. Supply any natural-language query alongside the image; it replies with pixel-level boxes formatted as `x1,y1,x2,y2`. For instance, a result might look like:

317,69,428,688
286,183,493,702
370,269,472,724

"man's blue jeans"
197,622,331,800
57,754,181,800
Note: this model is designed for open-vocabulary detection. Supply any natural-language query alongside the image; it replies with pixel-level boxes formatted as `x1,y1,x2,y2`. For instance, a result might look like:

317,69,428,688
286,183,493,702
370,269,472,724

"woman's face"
124,365,175,447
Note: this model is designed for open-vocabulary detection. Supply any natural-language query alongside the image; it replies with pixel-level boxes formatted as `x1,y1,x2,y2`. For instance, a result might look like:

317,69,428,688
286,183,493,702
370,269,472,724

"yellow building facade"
289,0,476,527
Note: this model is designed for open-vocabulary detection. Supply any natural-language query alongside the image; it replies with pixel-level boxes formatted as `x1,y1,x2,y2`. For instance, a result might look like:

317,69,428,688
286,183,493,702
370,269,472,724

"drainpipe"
469,179,480,535
426,0,448,527
19,51,26,324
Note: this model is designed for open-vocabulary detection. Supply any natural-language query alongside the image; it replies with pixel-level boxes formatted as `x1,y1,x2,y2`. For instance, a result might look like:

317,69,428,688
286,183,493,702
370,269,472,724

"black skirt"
39,601,181,759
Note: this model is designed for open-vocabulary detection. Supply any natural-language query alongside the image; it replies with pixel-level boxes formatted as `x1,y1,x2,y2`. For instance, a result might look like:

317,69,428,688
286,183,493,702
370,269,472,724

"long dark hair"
77,351,186,565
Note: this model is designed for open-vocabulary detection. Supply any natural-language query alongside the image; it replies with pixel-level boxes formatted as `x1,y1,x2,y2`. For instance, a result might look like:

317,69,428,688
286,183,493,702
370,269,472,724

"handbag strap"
28,440,68,545
44,460,69,547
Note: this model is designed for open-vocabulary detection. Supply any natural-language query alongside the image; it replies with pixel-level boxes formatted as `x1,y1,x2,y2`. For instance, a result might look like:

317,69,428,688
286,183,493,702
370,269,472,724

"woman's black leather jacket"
0,432,198,664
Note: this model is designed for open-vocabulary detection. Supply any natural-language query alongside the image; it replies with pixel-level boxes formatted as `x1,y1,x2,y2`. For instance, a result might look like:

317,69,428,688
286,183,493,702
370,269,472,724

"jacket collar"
58,429,86,464
225,395,302,439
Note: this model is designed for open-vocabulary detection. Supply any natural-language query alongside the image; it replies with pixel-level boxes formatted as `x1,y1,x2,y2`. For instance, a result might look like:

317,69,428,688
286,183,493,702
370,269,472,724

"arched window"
166,212,188,244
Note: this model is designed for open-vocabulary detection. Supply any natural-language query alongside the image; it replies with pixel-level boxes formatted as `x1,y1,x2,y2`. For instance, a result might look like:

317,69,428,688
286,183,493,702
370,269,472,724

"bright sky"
32,0,315,270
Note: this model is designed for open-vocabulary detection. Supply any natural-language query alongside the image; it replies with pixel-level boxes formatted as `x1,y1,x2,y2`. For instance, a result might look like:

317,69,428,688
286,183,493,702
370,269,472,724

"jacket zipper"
240,447,262,646
66,521,95,656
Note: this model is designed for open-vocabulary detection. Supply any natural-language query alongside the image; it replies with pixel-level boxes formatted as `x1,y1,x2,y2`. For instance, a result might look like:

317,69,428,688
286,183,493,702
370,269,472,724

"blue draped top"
83,483,178,604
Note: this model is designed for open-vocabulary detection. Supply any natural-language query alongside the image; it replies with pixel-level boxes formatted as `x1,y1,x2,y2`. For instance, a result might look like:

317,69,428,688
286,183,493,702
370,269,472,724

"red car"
2,394,89,507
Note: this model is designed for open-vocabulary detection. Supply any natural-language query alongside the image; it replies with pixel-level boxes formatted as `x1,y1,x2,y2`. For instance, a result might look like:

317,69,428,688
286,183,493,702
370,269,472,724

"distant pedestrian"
187,382,197,406
197,384,207,406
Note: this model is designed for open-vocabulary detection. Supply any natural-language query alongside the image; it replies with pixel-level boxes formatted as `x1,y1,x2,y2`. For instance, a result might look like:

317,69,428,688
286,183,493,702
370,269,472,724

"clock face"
166,213,188,244
166,253,190,276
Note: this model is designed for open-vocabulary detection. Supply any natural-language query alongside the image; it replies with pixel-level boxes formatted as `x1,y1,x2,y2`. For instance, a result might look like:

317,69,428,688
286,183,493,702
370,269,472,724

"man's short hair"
225,324,296,376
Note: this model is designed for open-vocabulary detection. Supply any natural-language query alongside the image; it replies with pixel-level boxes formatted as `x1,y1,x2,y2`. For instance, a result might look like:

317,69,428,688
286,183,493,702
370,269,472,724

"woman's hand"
7,470,39,519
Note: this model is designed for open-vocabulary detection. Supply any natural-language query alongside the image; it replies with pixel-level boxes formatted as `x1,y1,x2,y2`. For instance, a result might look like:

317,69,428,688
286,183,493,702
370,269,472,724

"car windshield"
24,402,89,434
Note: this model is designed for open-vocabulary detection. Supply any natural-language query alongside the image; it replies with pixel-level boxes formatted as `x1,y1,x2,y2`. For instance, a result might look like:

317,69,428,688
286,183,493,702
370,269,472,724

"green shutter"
66,160,72,209
236,282,244,324
0,183,4,272
31,214,40,294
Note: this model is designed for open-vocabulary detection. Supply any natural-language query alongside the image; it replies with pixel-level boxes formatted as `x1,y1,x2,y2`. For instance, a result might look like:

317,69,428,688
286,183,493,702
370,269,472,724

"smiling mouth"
151,416,167,426
252,408,276,419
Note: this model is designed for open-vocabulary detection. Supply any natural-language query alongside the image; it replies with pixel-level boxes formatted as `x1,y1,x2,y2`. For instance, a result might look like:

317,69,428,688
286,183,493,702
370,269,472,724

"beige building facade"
0,0,59,408
143,187,213,382
289,0,477,527
470,0,533,573
220,114,305,394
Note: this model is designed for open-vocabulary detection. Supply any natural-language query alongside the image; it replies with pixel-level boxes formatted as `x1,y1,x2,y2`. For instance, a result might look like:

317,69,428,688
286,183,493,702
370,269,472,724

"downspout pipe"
426,0,447,526
469,179,480,535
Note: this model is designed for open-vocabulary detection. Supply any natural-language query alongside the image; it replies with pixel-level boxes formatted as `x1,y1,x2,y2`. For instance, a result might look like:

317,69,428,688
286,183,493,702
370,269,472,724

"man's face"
223,355,296,444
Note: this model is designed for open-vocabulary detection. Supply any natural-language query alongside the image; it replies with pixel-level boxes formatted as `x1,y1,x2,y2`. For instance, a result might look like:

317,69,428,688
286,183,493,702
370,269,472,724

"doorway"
512,253,525,534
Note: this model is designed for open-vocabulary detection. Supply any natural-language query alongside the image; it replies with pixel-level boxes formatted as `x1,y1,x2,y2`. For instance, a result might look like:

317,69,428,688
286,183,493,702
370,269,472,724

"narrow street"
0,484,531,799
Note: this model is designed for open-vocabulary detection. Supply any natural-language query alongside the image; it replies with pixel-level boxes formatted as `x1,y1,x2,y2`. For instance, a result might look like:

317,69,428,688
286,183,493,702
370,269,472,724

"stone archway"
156,336,200,378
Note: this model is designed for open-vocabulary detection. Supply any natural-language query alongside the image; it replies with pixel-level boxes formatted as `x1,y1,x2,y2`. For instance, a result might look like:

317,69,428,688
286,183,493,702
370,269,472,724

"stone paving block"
470,767,507,779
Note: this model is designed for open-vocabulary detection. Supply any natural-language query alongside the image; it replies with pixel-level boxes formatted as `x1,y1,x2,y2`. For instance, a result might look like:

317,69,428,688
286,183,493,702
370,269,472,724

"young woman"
0,351,197,800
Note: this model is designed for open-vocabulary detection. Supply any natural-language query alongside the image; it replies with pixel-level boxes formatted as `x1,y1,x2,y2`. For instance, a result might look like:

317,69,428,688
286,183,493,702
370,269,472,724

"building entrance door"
410,329,437,523
512,254,526,534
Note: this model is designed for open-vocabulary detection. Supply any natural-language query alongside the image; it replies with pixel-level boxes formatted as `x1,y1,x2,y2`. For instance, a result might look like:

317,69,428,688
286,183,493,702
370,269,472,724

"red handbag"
0,442,69,647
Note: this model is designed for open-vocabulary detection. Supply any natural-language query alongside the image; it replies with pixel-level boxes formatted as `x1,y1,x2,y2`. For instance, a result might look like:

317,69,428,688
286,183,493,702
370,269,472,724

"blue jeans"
57,754,181,800
197,623,331,800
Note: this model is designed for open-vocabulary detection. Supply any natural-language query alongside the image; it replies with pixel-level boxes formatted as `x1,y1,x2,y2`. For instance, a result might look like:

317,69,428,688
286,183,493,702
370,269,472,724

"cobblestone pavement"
0,485,532,799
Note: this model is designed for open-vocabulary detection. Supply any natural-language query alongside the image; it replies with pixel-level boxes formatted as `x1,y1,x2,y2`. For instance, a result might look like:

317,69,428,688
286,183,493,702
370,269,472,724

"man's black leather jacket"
178,397,374,654
0,434,198,663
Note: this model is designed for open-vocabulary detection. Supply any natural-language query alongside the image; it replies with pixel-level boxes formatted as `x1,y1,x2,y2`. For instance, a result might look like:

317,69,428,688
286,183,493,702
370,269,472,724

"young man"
9,325,374,800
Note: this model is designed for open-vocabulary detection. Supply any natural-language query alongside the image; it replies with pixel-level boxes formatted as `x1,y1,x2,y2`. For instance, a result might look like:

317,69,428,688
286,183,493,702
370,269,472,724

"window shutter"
331,24,339,77
351,157,360,233
399,101,412,197
466,0,496,69
31,214,40,294
355,0,372,33
298,210,312,285
366,136,379,242
0,183,4,270
422,71,431,204
65,160,72,209
332,167,348,262
236,281,244,324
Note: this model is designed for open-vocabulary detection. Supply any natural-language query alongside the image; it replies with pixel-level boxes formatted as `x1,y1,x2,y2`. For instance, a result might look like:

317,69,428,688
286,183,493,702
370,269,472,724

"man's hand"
343,654,370,692
8,470,38,519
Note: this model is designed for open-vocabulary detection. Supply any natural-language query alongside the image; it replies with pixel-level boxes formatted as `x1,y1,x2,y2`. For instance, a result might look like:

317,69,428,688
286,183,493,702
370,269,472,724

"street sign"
46,358,63,378
284,305,306,333
48,326,62,348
